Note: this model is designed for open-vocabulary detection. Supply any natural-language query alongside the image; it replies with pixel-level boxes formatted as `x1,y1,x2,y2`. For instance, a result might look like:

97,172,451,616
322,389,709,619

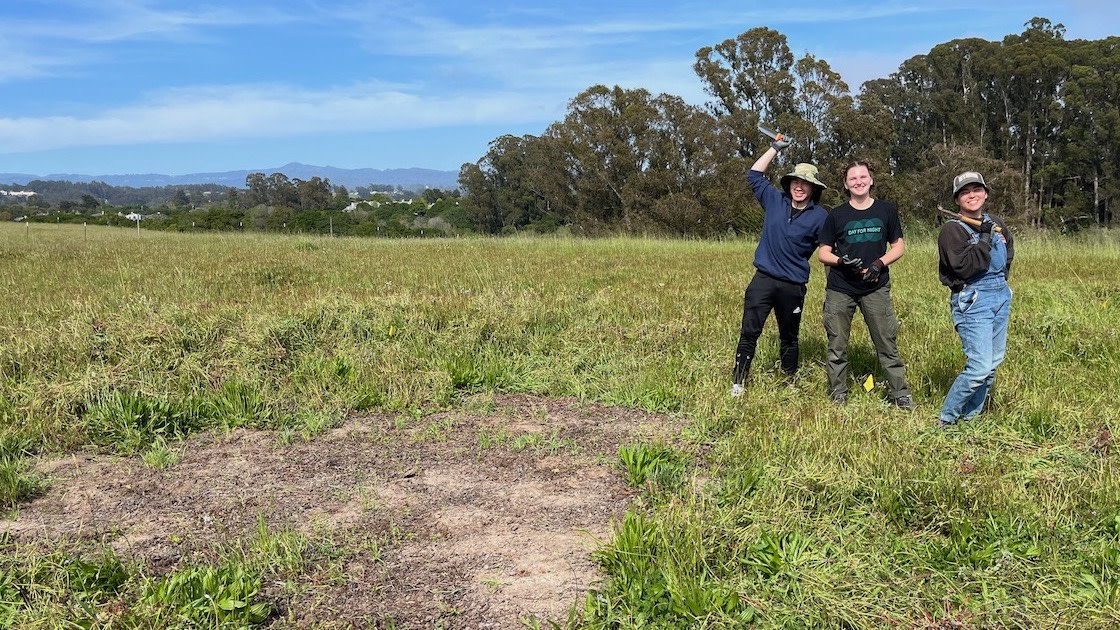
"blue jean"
940,281,1012,424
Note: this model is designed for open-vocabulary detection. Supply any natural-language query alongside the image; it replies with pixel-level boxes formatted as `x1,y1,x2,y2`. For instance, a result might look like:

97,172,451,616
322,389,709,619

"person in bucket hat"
936,171,1014,427
817,159,913,409
780,163,827,203
730,134,828,398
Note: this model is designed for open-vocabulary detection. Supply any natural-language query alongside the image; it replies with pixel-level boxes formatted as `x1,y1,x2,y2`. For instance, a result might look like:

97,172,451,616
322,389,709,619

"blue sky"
1,0,1116,177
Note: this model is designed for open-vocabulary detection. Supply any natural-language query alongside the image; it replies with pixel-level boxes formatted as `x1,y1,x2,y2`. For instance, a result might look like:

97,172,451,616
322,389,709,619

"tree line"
3,172,470,237
2,175,434,211
458,18,1118,236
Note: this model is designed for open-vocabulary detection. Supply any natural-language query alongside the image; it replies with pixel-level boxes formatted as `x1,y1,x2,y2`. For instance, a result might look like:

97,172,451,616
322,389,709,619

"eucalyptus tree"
243,172,268,208
459,18,1119,235
544,85,662,231
790,53,850,162
294,176,333,211
243,171,300,209
865,55,940,174
1054,37,1120,226
694,28,855,190
458,134,567,233
265,172,300,208
544,85,745,235
694,27,798,160
995,18,1071,215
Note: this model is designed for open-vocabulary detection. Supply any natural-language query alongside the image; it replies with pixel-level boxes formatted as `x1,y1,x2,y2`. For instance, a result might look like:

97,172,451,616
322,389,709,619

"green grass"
0,518,310,628
2,222,1119,627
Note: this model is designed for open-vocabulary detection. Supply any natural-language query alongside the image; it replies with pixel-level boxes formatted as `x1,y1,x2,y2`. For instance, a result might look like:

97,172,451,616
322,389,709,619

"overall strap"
953,218,978,236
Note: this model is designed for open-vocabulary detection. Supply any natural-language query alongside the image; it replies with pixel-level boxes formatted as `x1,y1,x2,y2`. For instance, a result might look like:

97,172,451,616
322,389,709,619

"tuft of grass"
0,436,40,508
618,442,686,490
209,380,273,429
141,439,180,469
83,390,208,455
0,543,131,626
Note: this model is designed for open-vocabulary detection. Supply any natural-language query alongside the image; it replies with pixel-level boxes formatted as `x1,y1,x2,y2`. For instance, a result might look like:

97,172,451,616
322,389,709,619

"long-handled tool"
938,205,1001,233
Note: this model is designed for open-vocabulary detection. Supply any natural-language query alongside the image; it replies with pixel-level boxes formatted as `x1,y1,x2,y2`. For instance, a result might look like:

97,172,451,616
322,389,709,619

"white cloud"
0,0,299,82
0,82,555,154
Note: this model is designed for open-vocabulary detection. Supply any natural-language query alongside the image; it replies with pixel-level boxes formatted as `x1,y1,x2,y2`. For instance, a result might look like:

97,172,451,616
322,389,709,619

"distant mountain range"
0,162,461,190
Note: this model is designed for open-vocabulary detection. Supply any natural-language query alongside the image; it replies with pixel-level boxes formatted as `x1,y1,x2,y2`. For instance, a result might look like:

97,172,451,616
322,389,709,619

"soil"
3,393,682,628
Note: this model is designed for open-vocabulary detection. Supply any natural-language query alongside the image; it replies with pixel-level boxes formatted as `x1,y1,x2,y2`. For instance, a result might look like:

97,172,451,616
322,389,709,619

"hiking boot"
830,392,848,405
892,395,915,411
730,383,745,398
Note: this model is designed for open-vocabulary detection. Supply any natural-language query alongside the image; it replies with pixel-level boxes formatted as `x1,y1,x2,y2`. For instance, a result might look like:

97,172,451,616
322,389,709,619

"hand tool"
938,205,1001,233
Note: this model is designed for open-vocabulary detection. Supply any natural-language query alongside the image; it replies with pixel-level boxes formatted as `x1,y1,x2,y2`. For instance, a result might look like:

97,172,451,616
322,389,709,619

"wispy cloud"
0,0,298,82
0,82,552,153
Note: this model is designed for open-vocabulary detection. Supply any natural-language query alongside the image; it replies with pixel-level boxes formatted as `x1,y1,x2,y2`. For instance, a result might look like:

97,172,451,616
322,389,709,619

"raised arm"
751,146,779,173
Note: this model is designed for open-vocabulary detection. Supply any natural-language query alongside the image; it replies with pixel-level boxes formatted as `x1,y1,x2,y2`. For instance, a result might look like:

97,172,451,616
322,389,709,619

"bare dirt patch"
3,394,683,628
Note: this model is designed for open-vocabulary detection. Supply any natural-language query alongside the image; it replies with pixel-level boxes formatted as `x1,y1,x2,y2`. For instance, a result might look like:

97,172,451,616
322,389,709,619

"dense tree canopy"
460,18,1118,235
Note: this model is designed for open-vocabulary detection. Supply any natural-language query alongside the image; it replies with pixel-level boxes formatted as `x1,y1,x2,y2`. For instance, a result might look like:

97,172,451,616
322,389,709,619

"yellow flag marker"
389,325,396,337
863,374,875,392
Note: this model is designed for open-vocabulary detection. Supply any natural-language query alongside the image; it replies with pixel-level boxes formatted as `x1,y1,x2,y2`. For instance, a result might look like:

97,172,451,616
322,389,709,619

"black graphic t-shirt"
818,199,904,296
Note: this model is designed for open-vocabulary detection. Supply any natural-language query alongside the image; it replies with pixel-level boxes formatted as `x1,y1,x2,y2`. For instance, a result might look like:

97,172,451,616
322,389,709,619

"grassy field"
2,221,1119,628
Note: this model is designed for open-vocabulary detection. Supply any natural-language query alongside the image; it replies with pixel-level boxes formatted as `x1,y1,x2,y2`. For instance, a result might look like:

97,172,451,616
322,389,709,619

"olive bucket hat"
780,163,827,202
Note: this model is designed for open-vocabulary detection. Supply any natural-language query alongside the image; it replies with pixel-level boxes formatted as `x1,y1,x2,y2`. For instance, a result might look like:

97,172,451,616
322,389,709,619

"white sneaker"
730,383,745,398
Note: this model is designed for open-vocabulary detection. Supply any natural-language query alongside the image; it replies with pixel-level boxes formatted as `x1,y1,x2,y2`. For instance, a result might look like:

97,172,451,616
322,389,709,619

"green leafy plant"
737,530,803,579
138,565,270,627
713,466,763,506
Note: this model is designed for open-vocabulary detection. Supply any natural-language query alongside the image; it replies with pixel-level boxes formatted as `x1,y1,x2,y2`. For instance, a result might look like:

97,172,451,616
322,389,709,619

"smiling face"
788,178,814,204
955,182,988,215
844,164,873,198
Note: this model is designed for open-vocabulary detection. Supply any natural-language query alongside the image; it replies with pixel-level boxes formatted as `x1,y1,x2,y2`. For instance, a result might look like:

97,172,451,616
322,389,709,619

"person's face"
789,178,813,203
955,183,988,213
844,165,872,197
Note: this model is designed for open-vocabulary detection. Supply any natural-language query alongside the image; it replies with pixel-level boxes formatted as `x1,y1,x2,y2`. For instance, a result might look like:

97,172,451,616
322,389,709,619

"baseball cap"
952,171,991,198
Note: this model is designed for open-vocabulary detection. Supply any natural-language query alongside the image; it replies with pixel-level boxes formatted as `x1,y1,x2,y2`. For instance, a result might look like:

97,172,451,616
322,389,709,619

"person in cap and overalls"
937,171,1014,427
730,137,828,398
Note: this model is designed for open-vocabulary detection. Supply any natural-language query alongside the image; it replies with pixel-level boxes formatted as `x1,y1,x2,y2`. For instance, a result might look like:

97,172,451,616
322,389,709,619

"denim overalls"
939,218,1012,425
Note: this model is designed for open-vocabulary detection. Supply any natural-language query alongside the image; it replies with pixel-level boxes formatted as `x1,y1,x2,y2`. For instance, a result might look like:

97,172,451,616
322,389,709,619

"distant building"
124,212,143,221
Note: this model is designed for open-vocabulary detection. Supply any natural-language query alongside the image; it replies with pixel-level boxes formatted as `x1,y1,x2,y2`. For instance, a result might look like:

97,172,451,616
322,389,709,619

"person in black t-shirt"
817,159,913,409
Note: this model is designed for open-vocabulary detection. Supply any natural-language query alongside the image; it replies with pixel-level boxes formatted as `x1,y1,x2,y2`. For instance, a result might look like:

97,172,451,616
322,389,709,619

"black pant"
733,271,808,382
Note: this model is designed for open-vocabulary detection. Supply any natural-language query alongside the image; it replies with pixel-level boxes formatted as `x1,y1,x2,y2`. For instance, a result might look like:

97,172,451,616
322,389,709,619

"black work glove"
838,253,863,270
976,217,995,234
861,259,885,283
770,138,791,152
